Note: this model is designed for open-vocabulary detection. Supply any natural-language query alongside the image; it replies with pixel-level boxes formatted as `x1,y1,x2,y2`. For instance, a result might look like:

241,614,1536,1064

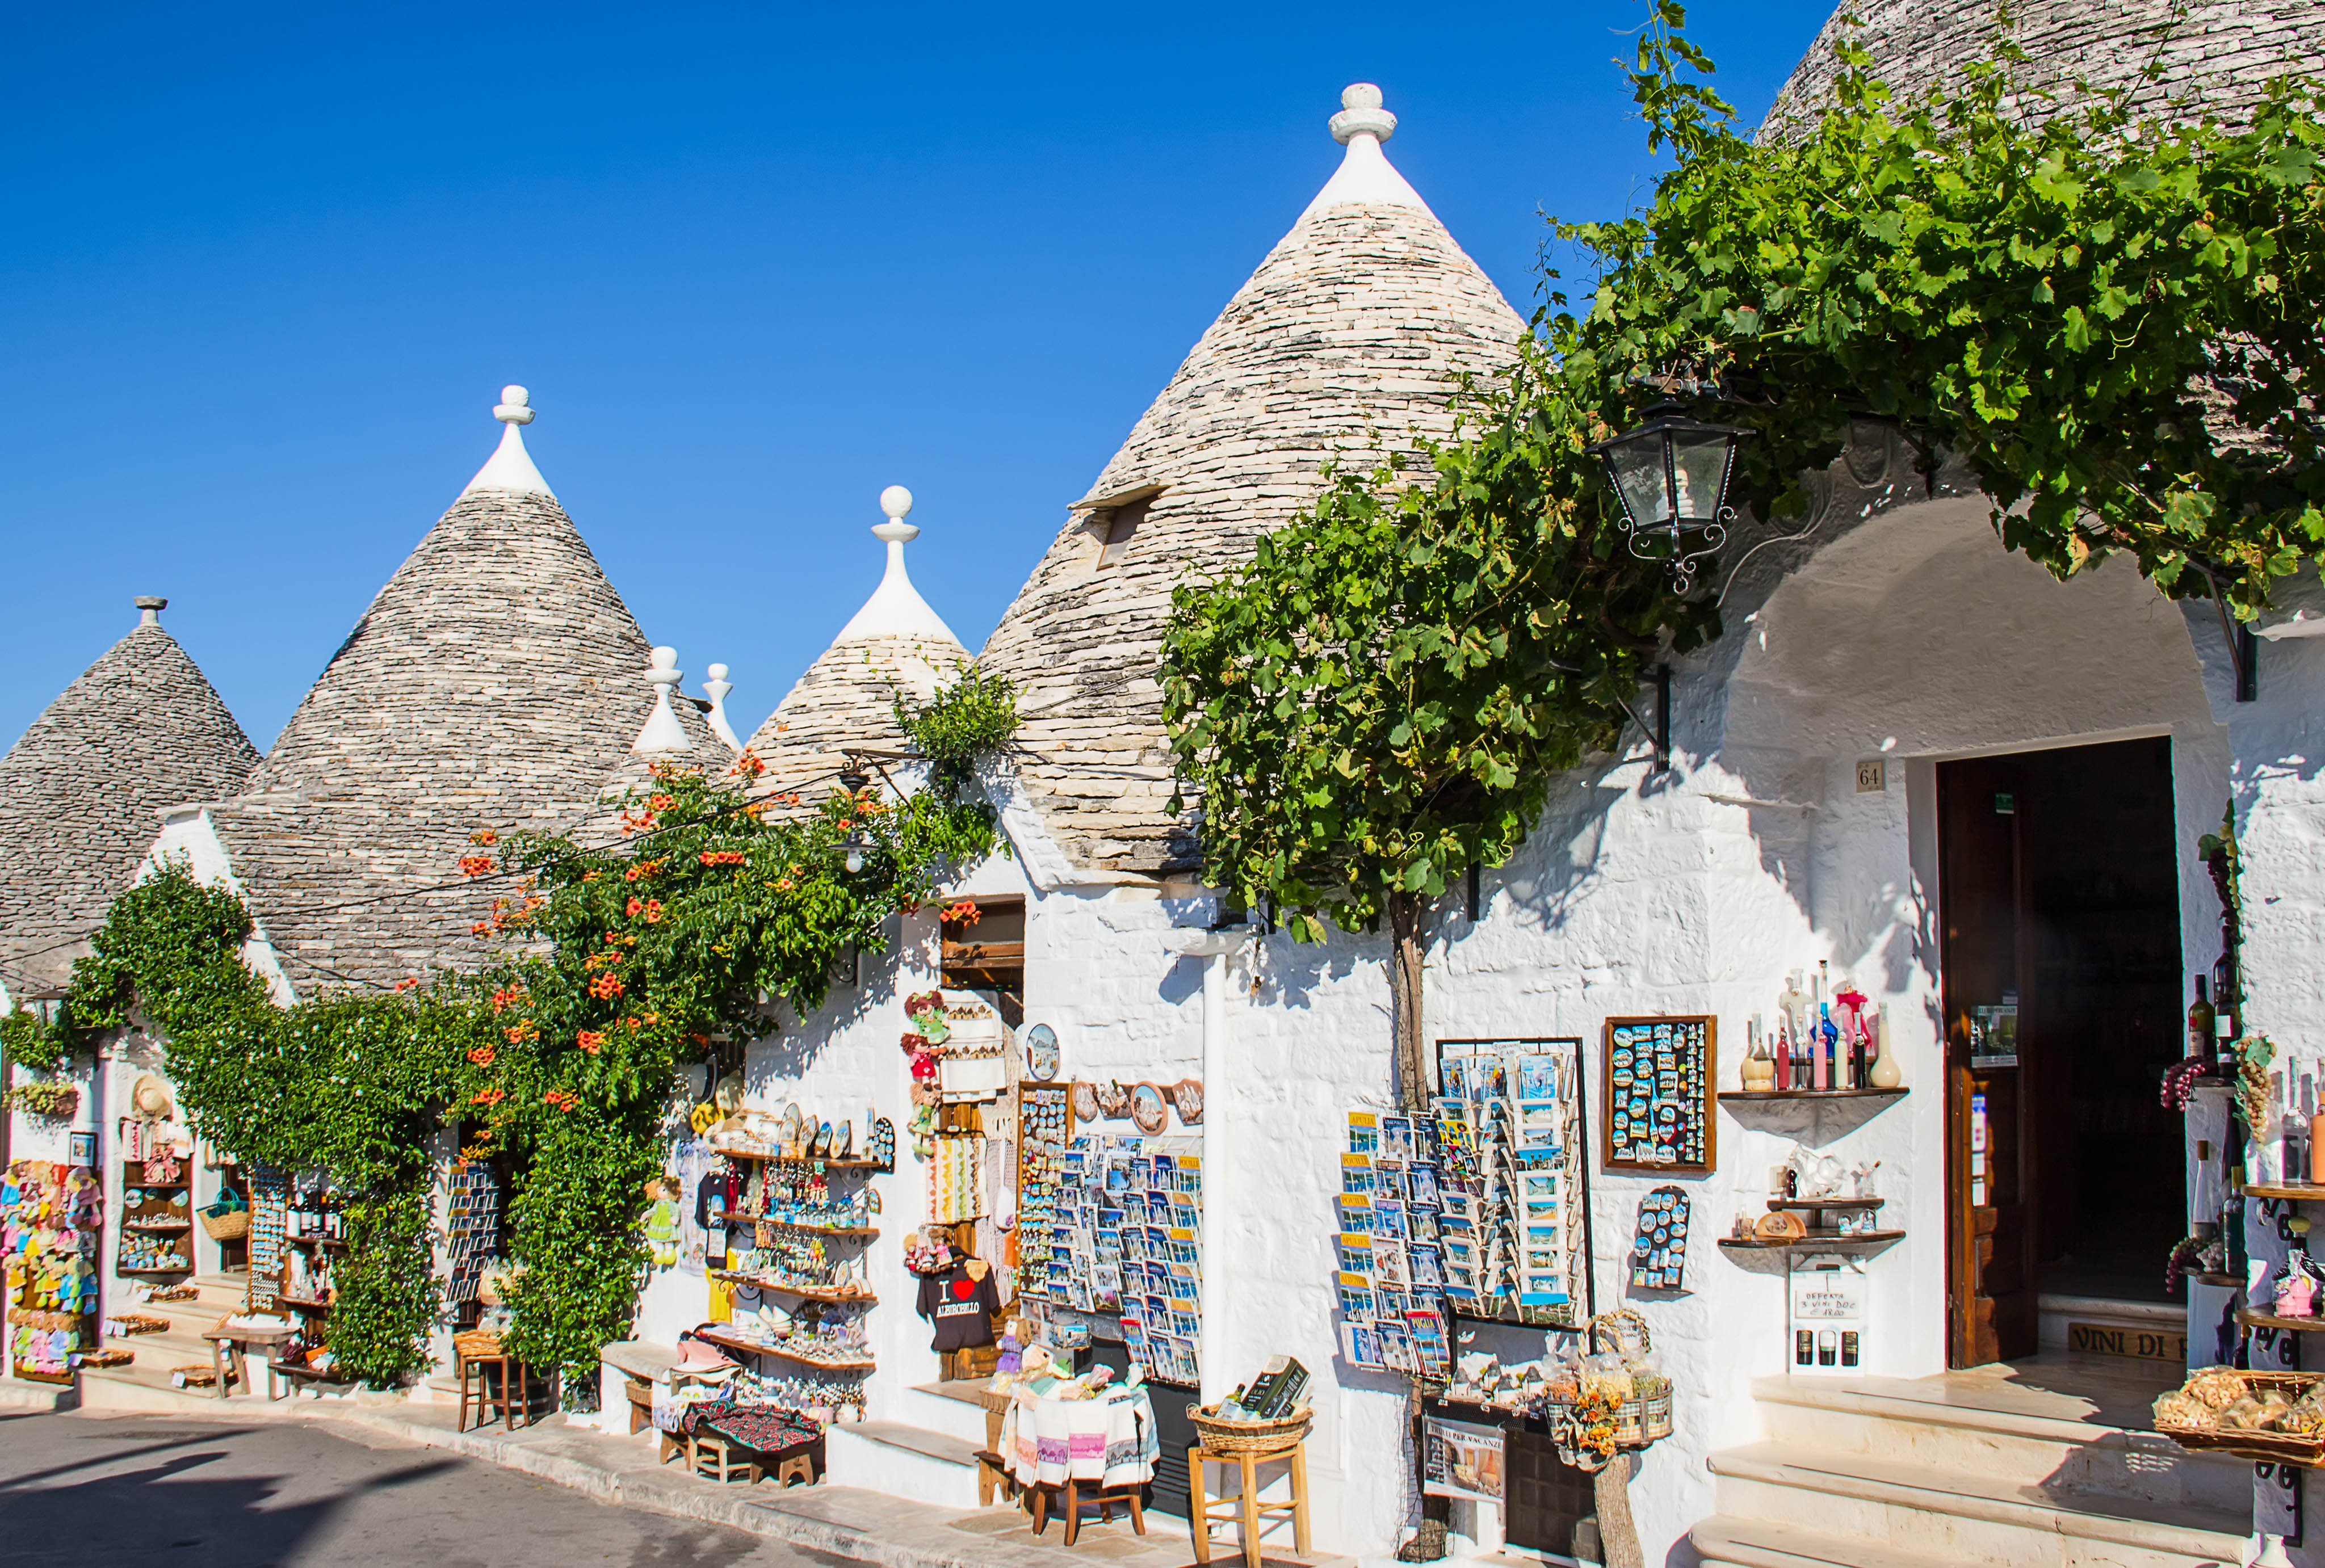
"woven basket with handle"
199,1207,250,1242
1187,1403,1311,1455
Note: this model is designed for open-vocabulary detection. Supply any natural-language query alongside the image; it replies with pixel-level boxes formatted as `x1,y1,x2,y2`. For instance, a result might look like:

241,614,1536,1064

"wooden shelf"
2243,1184,2325,1203
1721,1088,1908,1103
717,1153,889,1170
2190,1272,2243,1288
2242,1308,2325,1333
123,1220,193,1231
285,1235,346,1248
1719,1229,1905,1251
1767,1197,1883,1211
707,1272,875,1305
693,1325,874,1372
117,1265,192,1275
747,1219,878,1239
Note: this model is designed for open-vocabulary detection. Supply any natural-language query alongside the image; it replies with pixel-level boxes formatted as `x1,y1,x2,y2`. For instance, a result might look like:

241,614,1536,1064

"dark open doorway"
1938,737,2186,1367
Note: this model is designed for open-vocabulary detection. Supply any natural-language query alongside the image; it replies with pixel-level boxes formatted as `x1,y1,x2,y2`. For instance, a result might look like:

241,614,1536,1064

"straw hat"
131,1075,175,1121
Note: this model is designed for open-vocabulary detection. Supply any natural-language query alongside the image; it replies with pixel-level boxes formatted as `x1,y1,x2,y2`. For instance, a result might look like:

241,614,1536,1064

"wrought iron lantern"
837,767,872,872
1585,402,1748,593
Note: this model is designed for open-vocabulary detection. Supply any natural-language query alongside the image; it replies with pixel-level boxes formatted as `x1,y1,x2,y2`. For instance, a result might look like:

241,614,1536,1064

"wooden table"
202,1325,295,1400
1189,1440,1310,1568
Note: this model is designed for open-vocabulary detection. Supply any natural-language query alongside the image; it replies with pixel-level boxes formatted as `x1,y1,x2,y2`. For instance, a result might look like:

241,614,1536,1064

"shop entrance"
1938,737,2186,1368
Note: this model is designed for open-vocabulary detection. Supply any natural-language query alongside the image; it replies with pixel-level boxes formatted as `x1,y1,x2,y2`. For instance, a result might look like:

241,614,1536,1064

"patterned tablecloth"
676,1396,821,1453
1001,1385,1157,1488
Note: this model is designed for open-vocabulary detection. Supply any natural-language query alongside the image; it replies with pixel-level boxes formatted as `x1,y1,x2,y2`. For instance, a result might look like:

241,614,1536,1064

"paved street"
0,1410,832,1568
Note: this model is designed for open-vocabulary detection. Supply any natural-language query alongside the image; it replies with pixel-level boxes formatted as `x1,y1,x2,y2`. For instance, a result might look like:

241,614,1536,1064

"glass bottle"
2188,973,2214,1063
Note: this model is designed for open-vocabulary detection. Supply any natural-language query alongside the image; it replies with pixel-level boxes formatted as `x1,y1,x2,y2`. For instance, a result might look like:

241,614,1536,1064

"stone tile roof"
215,484,664,993
973,103,1526,878
743,632,971,808
0,607,259,996
1763,0,2323,138
741,493,971,809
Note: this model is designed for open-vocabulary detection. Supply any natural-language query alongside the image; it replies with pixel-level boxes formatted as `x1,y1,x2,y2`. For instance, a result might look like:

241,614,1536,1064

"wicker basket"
1187,1403,1311,1455
454,1329,505,1360
199,1205,250,1242
2158,1371,2325,1467
1537,1308,1675,1459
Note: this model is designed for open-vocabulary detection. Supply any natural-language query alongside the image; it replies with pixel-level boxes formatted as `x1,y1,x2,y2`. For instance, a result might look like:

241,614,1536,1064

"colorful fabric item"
1002,1385,1155,1487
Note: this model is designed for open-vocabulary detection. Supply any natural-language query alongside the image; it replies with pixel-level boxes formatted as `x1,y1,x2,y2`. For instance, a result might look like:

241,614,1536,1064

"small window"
1098,498,1152,567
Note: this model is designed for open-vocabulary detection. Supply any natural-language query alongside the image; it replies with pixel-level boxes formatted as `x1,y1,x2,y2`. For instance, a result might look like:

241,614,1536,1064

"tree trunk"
1388,890,1428,1113
1593,1455,1647,1568
1385,889,1450,1559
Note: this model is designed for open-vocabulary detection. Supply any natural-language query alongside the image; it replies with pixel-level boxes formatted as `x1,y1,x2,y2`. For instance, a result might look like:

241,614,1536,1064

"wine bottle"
2188,973,2214,1063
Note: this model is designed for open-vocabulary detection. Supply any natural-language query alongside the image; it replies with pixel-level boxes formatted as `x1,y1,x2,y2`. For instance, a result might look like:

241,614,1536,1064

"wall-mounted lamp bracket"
1609,665,1673,774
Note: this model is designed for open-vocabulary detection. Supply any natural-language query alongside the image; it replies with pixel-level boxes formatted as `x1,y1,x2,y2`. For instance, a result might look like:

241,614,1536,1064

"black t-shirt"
917,1263,1001,1351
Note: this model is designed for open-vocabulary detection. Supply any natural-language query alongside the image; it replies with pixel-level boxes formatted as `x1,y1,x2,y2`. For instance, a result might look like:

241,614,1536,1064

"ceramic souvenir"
1130,1083,1169,1135
1071,1081,1101,1123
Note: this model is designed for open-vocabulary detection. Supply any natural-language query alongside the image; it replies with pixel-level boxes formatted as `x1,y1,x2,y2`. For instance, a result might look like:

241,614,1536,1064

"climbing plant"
16,671,1014,1389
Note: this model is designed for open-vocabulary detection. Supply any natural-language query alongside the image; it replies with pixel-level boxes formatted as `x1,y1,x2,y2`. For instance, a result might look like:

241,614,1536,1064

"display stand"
3,1159,102,1382
119,1153,194,1277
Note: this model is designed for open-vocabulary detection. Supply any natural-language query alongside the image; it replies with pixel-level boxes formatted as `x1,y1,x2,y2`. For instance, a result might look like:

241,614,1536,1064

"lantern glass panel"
1669,430,1735,525
1605,430,1673,529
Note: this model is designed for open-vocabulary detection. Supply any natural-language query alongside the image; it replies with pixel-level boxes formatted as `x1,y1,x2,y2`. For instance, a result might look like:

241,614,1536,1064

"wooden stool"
691,1432,762,1485
1190,1441,1310,1568
625,1376,653,1435
454,1333,530,1433
773,1451,815,1486
1026,1478,1147,1546
658,1429,691,1466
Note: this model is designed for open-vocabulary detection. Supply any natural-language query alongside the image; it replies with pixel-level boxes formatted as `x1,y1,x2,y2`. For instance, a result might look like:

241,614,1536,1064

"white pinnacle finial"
1330,83,1396,145
1304,82,1426,218
462,383,555,498
134,595,167,628
701,662,744,754
632,645,692,756
834,484,958,645
875,485,920,545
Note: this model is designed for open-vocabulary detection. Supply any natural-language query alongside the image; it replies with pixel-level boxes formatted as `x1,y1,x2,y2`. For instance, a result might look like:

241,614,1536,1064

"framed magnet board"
1601,1016,1715,1172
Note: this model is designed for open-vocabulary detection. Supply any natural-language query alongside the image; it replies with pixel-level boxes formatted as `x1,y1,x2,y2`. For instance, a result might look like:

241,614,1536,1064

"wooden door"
1938,758,2039,1367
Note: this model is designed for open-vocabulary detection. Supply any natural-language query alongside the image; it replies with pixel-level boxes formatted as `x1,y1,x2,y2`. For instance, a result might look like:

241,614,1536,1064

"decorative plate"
1026,1023,1061,1082
1071,1081,1101,1122
1130,1083,1169,1135
1095,1082,1132,1119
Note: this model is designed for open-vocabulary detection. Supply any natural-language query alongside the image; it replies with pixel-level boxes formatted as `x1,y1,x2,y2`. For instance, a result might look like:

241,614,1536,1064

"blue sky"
1,2,1834,750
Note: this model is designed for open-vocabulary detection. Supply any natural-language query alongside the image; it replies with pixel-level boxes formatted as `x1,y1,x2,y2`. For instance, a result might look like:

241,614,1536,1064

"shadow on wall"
1718,493,2218,943
749,932,897,1086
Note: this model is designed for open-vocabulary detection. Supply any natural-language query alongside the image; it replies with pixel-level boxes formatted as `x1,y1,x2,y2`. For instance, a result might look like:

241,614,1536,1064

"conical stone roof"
1763,0,2322,137
210,389,666,991
742,487,970,807
0,601,259,995
976,86,1526,877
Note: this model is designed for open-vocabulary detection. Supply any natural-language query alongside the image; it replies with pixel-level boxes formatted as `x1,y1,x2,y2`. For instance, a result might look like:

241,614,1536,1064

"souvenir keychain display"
1014,1084,1071,1289
4,1161,104,1384
1603,1016,1715,1171
1627,1186,1690,1291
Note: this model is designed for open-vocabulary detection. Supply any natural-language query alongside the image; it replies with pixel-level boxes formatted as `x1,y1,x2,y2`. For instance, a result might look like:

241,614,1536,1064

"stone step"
2037,1293,2188,1359
1692,1515,1986,1568
896,1378,997,1447
822,1419,984,1510
1707,1440,2247,1568
0,1378,77,1412
1751,1372,2247,1513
